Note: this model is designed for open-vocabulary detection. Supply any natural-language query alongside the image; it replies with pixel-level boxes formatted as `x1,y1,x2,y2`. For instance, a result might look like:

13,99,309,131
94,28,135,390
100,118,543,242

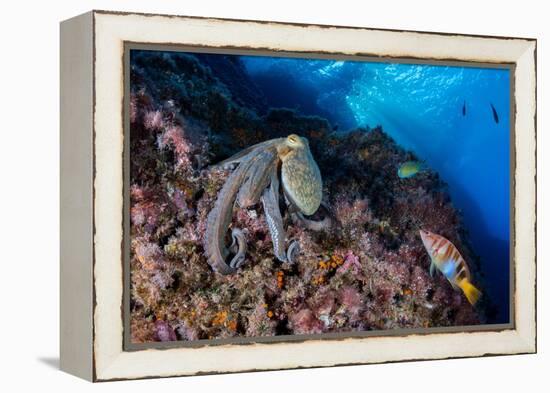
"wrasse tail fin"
458,279,481,306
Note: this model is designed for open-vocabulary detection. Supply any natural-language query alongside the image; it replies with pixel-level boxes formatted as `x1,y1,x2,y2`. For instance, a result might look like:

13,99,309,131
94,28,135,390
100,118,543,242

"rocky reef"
129,50,486,343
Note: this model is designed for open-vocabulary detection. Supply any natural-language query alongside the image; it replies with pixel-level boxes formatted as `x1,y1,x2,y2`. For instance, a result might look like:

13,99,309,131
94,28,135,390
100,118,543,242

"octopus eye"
287,134,300,146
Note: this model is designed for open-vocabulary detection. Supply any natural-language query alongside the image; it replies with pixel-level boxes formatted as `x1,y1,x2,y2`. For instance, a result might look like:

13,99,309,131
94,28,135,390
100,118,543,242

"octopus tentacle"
295,213,332,231
286,240,300,264
236,149,278,208
214,139,284,170
262,166,292,263
228,228,247,269
291,202,332,231
204,155,258,275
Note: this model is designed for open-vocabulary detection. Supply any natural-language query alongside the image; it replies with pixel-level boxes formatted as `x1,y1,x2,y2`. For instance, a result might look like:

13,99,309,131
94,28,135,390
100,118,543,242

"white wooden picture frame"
60,10,536,381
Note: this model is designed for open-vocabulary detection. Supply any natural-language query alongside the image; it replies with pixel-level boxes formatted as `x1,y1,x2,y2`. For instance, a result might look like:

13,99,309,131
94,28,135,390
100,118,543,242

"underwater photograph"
127,48,511,344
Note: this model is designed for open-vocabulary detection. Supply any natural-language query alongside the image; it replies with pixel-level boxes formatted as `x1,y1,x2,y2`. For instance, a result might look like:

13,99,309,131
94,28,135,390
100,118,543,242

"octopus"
204,134,330,275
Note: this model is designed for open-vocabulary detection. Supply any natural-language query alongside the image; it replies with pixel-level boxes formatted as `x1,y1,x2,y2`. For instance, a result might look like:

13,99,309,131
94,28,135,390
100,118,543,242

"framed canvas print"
60,10,537,381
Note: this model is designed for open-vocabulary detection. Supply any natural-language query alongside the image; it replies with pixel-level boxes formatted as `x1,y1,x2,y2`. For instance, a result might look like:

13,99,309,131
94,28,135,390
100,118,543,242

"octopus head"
280,134,323,216
277,134,309,159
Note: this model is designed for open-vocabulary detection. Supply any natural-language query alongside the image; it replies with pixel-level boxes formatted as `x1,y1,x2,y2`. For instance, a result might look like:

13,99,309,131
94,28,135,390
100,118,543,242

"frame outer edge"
59,11,95,381
91,11,538,380
509,41,537,354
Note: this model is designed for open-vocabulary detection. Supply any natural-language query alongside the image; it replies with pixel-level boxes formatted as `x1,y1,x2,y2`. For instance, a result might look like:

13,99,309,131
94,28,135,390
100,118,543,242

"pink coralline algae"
157,125,192,169
290,309,324,335
337,251,362,275
144,110,165,131
128,51,487,343
338,286,363,323
154,320,178,342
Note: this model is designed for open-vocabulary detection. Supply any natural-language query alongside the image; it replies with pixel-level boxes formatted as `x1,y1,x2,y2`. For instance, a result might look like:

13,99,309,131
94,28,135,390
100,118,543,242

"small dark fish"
462,100,466,116
490,103,499,124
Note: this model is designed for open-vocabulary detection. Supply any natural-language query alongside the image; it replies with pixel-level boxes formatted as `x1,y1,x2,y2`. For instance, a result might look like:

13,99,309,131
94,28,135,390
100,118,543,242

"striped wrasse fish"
419,230,482,305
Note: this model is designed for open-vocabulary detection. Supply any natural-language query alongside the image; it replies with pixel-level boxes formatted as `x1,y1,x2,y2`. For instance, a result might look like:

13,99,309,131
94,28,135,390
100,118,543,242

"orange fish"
419,230,481,305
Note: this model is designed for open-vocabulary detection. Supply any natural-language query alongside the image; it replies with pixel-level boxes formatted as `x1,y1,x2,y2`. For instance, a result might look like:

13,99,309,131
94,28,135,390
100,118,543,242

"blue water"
242,55,510,323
